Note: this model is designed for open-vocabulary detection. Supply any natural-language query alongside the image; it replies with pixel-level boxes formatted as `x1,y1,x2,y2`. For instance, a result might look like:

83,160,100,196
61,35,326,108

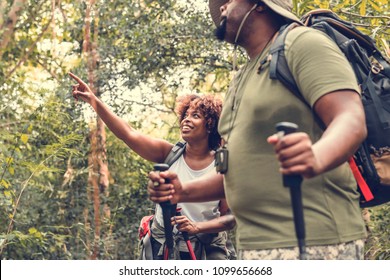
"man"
148,0,367,260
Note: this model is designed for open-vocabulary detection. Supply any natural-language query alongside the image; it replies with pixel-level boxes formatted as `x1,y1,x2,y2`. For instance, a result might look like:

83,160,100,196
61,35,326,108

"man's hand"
148,170,182,204
267,132,322,179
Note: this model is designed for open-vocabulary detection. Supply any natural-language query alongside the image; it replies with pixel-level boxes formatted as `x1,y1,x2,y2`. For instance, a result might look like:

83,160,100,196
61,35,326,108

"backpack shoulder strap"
164,141,187,167
268,23,310,108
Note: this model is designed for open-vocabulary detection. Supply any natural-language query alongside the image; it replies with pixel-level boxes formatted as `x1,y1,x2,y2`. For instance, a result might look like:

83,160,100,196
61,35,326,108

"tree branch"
340,9,390,22
5,4,54,79
36,59,60,82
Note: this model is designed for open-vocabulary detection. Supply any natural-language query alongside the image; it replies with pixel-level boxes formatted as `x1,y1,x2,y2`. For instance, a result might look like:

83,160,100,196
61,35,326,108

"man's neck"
239,12,281,60
244,28,278,59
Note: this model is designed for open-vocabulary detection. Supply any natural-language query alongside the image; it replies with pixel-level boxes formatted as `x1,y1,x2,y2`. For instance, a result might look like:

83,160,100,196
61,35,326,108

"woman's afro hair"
175,94,222,151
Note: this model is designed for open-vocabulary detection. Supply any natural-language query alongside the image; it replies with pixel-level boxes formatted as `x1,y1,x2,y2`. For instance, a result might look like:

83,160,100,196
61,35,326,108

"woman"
69,72,236,260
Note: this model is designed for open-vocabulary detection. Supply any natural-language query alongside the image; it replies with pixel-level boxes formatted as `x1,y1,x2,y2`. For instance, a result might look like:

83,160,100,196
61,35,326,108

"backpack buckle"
372,63,384,74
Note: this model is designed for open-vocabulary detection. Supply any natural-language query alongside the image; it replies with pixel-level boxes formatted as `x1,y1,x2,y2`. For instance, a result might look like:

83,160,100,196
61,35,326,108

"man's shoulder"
285,25,331,46
284,25,341,59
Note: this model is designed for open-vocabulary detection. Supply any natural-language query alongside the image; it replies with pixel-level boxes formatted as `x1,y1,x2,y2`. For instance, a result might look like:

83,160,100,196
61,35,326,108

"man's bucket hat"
209,0,301,27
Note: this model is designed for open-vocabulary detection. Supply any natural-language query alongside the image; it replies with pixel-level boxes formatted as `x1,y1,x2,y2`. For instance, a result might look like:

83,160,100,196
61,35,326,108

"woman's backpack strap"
164,141,187,166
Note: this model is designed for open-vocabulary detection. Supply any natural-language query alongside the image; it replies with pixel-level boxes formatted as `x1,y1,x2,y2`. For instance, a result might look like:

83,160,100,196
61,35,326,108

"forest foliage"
0,0,389,260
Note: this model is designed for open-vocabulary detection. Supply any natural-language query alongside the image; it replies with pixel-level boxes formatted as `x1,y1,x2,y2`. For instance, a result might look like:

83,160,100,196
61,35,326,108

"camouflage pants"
238,239,365,260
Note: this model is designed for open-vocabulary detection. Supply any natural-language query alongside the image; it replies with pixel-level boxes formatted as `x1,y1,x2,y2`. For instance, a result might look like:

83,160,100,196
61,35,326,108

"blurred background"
0,0,388,260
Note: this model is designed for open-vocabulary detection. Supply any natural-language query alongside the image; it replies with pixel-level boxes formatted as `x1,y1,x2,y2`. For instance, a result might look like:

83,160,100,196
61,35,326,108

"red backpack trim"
138,215,154,240
348,157,374,202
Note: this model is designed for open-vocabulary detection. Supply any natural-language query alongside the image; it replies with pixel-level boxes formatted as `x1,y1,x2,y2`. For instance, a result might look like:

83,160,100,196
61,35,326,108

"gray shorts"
238,239,365,260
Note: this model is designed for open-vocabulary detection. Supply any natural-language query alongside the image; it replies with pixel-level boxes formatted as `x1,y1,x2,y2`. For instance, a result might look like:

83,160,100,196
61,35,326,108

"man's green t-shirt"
218,27,366,250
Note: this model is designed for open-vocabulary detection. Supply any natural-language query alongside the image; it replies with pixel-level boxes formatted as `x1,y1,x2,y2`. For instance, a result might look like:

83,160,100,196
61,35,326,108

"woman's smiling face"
180,107,208,142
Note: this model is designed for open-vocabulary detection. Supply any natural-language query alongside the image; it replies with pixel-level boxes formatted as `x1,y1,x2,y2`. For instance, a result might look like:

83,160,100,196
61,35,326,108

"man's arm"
312,89,367,172
268,90,366,178
148,170,225,204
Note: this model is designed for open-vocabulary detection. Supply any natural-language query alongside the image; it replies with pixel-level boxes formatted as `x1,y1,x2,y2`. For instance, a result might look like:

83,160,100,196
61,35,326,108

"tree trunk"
82,0,110,260
0,0,27,58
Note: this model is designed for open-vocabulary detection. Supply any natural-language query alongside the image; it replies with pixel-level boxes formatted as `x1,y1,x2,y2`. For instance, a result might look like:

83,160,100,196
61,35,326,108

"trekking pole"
153,163,177,260
275,122,307,260
176,208,196,260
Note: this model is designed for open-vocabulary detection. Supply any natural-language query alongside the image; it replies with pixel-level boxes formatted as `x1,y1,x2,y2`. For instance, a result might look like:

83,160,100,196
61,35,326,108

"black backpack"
268,9,390,208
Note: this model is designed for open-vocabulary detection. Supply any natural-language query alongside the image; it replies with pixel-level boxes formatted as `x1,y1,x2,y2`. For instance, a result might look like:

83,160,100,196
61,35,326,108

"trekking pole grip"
275,122,303,188
153,163,176,259
275,122,307,260
153,164,172,207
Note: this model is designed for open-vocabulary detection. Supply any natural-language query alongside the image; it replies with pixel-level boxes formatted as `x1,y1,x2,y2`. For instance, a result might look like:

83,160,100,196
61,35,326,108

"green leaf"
1,179,10,189
6,157,13,165
368,0,381,12
21,134,29,144
8,167,14,175
28,228,38,235
360,0,367,15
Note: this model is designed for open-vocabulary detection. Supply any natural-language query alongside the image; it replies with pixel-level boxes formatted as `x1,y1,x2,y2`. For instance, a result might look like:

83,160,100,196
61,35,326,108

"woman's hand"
69,72,96,104
172,215,200,235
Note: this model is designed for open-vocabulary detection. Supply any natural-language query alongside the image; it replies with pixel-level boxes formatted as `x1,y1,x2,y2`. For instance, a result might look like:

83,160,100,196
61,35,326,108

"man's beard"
214,17,227,41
